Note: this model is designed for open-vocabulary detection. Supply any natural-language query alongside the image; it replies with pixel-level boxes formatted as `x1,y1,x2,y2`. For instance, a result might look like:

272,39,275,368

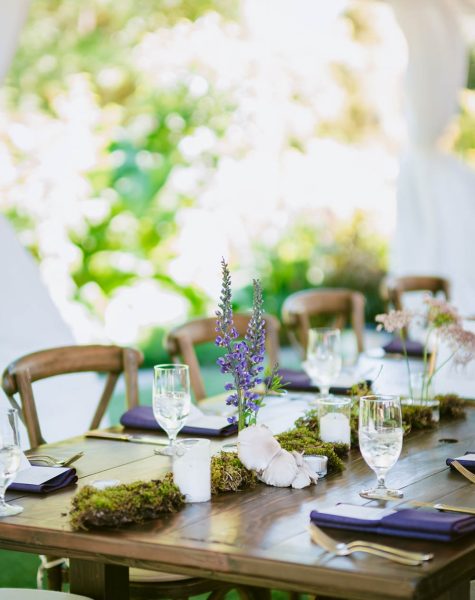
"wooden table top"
2,394,475,600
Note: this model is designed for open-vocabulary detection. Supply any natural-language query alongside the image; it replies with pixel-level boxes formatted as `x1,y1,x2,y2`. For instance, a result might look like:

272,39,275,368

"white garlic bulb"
237,424,281,472
258,449,299,487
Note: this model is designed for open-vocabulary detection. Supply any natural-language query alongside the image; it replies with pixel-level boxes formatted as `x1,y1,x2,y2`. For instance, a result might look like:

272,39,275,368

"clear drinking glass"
153,364,191,456
0,407,23,517
358,395,403,500
303,328,342,397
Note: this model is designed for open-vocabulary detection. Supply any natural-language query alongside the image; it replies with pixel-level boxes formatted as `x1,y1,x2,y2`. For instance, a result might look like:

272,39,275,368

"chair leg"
46,564,63,591
236,586,271,600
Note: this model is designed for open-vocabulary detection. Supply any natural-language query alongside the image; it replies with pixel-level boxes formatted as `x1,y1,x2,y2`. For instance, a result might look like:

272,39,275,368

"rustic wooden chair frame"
166,314,280,401
384,275,451,312
281,288,365,357
1,345,143,448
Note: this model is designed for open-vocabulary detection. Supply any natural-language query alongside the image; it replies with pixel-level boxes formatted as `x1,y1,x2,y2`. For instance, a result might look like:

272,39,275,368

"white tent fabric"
390,0,475,314
0,1,103,446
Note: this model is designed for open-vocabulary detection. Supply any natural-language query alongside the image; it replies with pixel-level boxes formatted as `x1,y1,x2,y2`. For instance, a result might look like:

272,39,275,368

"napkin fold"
10,466,78,494
446,451,475,473
278,368,370,395
310,504,475,542
120,406,238,437
382,338,425,358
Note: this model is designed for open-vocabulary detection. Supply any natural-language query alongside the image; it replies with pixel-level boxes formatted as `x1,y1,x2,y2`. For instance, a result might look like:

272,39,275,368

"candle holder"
172,439,211,503
317,397,351,446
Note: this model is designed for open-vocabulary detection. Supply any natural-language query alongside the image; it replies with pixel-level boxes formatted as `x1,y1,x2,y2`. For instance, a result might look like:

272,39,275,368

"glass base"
359,487,404,501
220,442,238,454
0,503,23,517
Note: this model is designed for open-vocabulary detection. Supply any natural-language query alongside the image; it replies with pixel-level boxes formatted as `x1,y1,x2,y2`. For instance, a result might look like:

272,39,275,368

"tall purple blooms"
215,259,278,430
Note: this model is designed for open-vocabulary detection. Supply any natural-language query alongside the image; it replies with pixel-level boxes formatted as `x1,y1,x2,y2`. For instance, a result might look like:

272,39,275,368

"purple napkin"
120,406,238,437
446,451,475,473
383,338,425,358
310,507,475,542
9,467,78,494
278,368,370,395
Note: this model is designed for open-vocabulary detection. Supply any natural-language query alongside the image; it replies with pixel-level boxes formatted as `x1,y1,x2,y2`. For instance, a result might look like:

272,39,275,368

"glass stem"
320,386,330,397
376,473,387,490
168,432,178,449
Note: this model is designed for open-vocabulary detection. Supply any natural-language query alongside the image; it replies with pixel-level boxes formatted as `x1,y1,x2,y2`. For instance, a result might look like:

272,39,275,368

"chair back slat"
282,288,365,357
385,276,451,311
166,314,280,401
1,345,143,448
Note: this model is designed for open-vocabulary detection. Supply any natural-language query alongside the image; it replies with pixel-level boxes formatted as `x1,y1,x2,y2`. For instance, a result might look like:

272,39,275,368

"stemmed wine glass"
153,364,191,456
303,328,342,398
0,407,23,517
358,395,403,500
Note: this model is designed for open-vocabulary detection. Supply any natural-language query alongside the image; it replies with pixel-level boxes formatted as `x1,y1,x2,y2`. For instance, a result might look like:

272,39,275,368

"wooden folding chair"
281,288,365,357
166,314,280,401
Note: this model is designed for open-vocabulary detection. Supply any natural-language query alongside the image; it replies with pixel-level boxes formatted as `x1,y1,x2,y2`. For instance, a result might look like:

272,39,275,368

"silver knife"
86,430,167,446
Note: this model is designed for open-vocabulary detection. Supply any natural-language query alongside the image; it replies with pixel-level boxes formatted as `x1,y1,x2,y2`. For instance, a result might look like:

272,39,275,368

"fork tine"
452,460,475,484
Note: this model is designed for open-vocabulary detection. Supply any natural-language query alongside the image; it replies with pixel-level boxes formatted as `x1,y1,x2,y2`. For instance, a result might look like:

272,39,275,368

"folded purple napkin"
120,406,238,437
310,506,475,542
446,451,475,473
383,338,425,358
278,368,370,395
9,467,78,494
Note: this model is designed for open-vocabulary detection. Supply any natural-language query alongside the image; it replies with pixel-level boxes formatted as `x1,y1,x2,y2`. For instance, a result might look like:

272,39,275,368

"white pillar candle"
172,439,211,503
319,412,351,445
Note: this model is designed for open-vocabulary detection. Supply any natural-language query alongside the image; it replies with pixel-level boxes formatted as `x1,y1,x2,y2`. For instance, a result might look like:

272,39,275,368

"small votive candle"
172,439,211,503
304,455,328,478
317,397,351,446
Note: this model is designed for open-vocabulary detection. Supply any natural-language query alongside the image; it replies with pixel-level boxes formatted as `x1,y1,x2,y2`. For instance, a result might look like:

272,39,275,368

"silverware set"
28,451,84,468
309,523,433,566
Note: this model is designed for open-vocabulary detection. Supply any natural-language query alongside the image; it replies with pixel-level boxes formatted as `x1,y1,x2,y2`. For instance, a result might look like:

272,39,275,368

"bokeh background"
2,0,475,360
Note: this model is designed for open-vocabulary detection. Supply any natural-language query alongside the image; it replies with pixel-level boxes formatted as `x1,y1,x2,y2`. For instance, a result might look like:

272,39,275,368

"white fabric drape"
390,0,475,314
0,2,103,445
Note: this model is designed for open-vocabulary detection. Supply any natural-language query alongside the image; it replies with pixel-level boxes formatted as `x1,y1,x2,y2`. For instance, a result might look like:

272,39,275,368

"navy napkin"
9,467,78,494
383,338,425,358
310,506,475,542
446,451,475,473
278,368,370,395
120,406,238,437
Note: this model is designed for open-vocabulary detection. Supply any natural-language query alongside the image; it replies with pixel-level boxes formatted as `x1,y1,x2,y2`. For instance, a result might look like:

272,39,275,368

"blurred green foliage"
4,0,389,367
234,211,388,330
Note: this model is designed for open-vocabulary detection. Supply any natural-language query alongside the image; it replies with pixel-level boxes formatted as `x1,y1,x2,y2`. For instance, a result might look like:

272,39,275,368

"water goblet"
0,407,23,517
358,394,404,500
153,364,191,456
303,327,342,398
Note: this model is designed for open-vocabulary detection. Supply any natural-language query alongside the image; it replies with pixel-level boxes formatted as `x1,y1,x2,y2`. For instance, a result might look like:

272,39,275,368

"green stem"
401,332,413,401
426,349,458,392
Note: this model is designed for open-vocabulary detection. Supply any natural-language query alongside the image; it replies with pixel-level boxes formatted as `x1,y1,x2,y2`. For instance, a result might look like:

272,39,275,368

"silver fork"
452,460,475,484
309,523,432,566
28,451,84,468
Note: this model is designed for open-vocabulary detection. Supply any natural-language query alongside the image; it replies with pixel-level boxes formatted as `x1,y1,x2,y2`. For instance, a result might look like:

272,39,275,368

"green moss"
438,394,466,420
401,404,435,433
70,473,185,531
211,451,257,494
276,428,347,474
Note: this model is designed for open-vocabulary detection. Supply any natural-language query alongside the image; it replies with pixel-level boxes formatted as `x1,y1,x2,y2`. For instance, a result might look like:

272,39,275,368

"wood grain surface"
1,396,475,600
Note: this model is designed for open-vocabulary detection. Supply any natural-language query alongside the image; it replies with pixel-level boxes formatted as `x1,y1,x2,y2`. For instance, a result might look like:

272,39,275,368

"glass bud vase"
408,372,440,422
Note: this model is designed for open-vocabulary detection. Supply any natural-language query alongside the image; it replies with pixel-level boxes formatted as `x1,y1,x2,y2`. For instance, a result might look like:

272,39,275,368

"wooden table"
2,395,475,600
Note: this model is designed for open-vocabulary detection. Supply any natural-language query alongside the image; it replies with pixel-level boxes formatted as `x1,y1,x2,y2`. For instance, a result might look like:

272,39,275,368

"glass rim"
308,327,340,334
316,396,351,407
360,394,401,403
153,363,189,371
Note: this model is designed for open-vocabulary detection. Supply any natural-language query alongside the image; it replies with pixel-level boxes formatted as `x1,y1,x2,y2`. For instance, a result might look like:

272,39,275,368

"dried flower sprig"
215,259,282,430
376,296,475,402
